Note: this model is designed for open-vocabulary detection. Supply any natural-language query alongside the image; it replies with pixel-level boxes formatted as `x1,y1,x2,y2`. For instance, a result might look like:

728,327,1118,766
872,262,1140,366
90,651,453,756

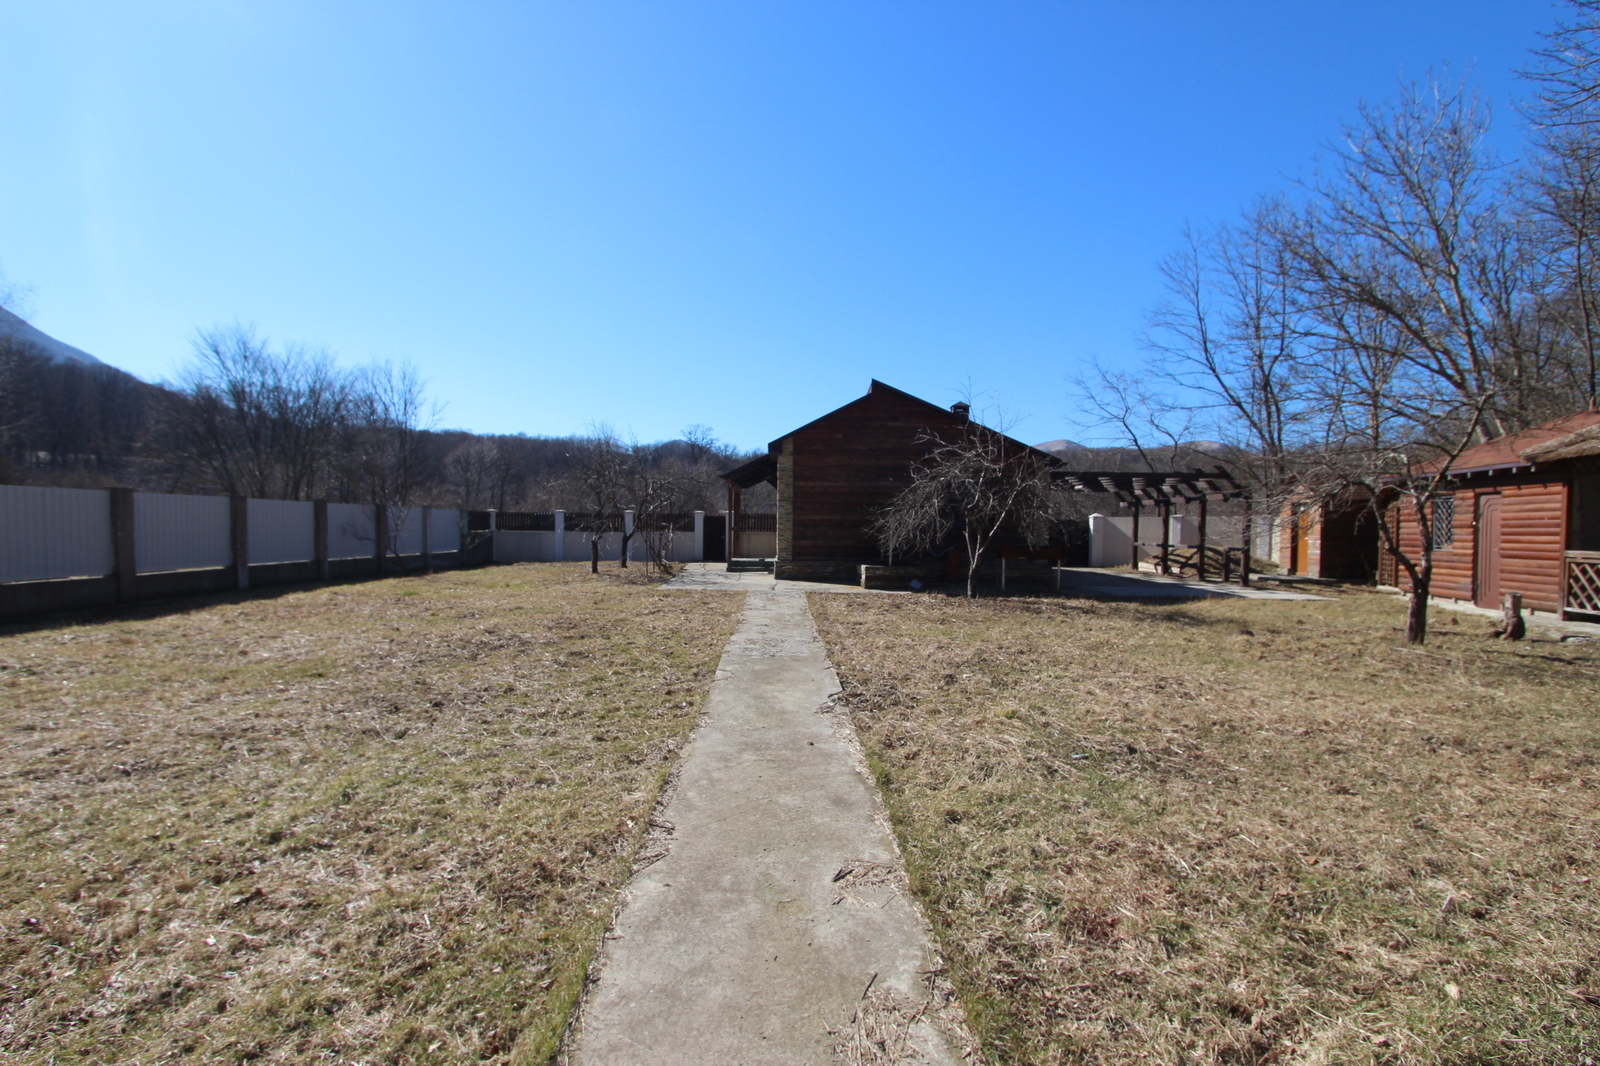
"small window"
1432,495,1455,549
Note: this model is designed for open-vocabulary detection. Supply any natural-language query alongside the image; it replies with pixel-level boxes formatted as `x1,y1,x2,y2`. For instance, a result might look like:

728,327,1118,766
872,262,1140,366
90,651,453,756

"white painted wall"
734,532,777,558
135,493,231,573
0,485,113,582
1088,513,1246,568
327,503,375,559
248,499,315,564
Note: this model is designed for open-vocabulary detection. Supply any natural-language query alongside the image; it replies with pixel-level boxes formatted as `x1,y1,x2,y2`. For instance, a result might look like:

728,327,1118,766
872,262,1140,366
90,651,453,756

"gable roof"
769,379,1057,460
1448,409,1600,475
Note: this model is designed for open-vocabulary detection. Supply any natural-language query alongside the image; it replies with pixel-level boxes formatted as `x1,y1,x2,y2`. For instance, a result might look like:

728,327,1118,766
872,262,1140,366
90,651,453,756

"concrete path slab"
565,585,971,1066
664,563,902,595
1055,567,1332,601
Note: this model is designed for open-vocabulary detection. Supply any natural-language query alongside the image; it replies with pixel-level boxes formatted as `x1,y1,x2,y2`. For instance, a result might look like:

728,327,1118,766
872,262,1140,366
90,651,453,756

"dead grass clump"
810,589,1600,1065
0,562,741,1065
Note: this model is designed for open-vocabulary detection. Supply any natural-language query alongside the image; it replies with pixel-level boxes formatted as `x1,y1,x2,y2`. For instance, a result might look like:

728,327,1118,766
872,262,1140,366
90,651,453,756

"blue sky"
0,1,1562,450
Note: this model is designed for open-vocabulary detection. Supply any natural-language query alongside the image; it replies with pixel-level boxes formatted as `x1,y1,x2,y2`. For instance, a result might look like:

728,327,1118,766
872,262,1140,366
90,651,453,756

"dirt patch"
811,588,1600,1065
0,563,741,1065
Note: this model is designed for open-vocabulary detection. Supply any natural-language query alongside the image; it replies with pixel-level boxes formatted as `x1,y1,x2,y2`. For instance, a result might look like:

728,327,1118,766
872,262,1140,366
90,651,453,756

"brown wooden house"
721,380,1057,582
1383,409,1600,620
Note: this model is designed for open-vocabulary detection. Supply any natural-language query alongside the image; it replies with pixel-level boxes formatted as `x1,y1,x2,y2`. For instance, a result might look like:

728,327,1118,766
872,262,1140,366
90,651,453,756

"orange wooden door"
1476,494,1503,608
1289,507,1312,575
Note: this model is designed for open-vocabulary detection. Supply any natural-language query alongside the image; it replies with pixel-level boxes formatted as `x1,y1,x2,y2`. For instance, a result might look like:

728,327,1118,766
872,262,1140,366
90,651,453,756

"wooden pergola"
1053,468,1251,582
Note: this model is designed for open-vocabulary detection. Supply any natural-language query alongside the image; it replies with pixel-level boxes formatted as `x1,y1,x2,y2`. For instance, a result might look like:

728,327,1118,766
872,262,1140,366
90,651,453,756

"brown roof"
1449,409,1600,473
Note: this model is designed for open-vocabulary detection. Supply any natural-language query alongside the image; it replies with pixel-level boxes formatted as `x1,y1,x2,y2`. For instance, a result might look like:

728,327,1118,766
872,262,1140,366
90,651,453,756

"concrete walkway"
1055,566,1332,601
566,585,971,1065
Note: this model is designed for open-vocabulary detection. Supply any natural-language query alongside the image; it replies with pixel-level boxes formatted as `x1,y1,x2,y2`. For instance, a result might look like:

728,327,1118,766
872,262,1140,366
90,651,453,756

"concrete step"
726,558,774,573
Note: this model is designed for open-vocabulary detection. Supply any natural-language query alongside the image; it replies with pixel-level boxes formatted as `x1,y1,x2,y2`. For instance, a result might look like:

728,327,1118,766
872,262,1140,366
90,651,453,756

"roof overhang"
721,454,778,489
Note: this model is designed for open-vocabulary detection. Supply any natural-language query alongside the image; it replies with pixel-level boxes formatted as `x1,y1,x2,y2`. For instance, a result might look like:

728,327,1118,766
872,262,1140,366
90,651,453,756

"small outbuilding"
1271,493,1380,581
1384,409,1600,620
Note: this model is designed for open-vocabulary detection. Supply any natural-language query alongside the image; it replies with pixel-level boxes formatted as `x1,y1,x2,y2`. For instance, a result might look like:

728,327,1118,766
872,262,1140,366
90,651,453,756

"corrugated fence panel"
248,499,315,565
135,493,231,573
0,485,113,582
429,508,461,553
392,508,425,555
327,503,374,559
494,531,559,562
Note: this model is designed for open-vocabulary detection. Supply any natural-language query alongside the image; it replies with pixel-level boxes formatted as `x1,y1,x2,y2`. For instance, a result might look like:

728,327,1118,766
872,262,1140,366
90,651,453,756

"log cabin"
721,380,1058,582
1384,409,1600,621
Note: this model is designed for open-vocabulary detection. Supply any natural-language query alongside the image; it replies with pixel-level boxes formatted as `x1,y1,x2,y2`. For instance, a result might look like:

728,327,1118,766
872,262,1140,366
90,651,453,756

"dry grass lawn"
0,563,740,1065
810,589,1600,1065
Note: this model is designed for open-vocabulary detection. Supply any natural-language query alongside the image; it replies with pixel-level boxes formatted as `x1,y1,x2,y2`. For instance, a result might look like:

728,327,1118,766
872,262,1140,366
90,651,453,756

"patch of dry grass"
810,589,1600,1065
0,563,740,1065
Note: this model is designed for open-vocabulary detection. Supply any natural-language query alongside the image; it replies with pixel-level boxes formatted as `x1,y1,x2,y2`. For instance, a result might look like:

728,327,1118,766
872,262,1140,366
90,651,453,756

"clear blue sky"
0,1,1562,450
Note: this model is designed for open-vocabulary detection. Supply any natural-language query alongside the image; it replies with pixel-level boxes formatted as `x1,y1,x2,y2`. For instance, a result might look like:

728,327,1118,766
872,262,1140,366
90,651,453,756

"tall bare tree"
173,325,353,499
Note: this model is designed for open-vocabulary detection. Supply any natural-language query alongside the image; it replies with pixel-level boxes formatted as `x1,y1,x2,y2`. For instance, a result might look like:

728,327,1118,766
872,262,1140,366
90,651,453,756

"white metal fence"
0,485,465,584
1088,514,1248,568
135,493,232,574
0,485,113,583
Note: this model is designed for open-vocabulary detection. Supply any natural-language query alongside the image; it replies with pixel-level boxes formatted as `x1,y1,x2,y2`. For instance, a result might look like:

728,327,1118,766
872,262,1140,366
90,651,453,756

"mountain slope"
0,307,105,367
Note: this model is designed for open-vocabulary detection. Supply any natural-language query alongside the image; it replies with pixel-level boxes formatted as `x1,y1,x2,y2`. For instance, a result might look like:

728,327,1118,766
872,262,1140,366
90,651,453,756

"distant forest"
0,323,774,514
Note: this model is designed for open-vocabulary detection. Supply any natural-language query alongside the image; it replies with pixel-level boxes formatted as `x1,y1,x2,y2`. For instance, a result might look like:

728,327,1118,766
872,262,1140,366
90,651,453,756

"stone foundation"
773,558,863,584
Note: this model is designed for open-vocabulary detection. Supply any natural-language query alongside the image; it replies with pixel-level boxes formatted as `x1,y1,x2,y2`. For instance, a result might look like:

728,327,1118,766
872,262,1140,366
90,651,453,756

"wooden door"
1476,494,1503,608
1295,508,1313,575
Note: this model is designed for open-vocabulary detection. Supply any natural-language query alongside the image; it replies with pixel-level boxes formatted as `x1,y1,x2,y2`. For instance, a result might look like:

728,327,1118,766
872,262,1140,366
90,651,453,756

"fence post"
314,499,329,580
554,510,564,562
694,510,705,562
373,505,388,575
623,510,634,566
486,509,496,566
421,505,432,571
231,495,250,591
110,488,138,604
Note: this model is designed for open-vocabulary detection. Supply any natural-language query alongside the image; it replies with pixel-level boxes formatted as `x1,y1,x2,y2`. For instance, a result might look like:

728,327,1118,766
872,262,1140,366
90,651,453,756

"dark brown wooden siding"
788,388,967,561
1392,475,1569,613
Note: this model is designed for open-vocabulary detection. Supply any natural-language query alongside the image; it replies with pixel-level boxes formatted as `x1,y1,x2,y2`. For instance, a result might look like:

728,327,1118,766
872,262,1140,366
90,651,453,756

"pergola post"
1158,499,1171,576
1129,501,1141,569
1196,496,1209,581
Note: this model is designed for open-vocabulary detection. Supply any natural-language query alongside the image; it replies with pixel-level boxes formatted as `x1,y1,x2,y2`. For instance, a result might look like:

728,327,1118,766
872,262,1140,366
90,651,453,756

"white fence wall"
494,529,700,564
391,507,424,556
494,531,560,563
1089,513,1247,568
135,493,231,573
0,485,113,582
327,503,375,560
248,499,315,565
733,531,777,558
428,508,461,554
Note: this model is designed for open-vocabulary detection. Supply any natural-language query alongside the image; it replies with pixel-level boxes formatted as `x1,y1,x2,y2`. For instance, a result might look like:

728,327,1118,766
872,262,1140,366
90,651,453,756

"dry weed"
0,563,741,1064
810,589,1600,1065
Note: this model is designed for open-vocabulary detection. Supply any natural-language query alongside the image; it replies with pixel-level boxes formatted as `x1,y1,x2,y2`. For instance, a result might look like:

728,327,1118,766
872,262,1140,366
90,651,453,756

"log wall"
1392,474,1569,613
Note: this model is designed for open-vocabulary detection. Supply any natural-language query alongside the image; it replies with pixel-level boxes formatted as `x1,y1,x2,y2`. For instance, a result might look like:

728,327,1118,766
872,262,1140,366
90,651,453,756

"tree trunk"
591,538,599,574
1405,580,1430,644
620,532,629,568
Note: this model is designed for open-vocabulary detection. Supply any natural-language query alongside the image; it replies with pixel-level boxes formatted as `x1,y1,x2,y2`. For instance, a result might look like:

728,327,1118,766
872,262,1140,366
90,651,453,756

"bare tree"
172,325,354,499
870,419,1054,598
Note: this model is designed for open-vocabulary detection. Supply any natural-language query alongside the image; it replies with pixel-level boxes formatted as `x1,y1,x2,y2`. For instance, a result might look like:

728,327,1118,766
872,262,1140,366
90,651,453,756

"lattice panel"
1569,559,1600,613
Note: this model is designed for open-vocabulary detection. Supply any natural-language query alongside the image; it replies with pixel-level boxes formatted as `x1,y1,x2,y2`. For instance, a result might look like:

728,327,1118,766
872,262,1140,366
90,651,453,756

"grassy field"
810,589,1600,1065
0,563,741,1065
